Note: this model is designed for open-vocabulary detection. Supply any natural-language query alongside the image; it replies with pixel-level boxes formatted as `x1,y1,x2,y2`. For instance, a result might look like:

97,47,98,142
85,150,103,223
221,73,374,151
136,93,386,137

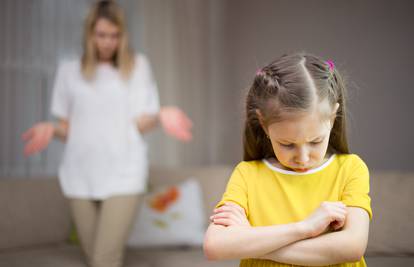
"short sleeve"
129,54,160,117
215,162,249,217
341,155,373,219
50,62,71,119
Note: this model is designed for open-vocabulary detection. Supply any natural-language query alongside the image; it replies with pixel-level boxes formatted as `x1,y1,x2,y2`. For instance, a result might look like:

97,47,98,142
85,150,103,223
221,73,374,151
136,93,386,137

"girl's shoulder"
335,153,366,164
334,153,369,172
233,160,268,177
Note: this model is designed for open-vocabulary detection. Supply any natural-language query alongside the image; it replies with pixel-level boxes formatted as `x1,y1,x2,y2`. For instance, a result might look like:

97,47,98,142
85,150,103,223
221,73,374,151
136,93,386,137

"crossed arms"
203,202,369,266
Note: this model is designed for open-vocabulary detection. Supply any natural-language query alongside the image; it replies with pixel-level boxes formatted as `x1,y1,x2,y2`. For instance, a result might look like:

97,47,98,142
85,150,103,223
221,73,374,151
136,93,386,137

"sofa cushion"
366,172,414,256
148,165,233,221
0,178,71,250
128,179,205,247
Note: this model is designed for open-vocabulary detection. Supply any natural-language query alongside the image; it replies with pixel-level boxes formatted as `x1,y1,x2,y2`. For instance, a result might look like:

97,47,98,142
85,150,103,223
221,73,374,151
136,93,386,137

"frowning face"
264,103,338,172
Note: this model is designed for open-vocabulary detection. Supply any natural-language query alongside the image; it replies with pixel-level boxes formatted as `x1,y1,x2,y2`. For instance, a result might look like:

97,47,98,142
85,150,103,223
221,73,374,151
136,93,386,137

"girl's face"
264,103,338,172
93,18,120,62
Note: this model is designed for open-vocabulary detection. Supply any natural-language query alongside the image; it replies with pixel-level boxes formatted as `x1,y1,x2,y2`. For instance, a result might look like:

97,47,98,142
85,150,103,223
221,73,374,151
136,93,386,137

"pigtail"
242,70,278,161
328,68,350,154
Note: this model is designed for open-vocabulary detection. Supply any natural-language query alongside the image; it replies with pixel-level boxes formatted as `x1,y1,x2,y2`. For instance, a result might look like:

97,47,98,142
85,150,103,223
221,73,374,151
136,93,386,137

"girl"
204,53,371,267
22,1,192,267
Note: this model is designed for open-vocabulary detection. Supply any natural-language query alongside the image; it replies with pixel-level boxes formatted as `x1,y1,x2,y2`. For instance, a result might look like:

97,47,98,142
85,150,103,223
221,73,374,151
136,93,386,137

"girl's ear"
330,103,340,127
255,109,268,135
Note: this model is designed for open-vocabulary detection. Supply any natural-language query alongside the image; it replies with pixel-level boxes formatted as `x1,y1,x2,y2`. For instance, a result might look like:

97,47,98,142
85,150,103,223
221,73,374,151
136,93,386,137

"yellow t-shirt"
216,154,372,267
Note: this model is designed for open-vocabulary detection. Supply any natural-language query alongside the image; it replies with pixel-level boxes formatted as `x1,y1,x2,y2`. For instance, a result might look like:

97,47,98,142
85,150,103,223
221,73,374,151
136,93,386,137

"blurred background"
1,0,413,177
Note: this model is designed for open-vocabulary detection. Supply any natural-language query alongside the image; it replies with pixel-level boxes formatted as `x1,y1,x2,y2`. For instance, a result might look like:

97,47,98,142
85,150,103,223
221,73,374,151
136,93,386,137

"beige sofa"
0,166,413,267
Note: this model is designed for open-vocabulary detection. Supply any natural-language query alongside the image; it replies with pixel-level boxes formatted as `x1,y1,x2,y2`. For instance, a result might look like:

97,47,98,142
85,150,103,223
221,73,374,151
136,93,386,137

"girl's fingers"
213,208,242,221
212,218,235,227
211,214,239,227
212,207,244,223
329,210,346,228
214,204,241,215
331,216,346,230
216,206,245,222
224,202,246,217
331,220,345,230
211,211,238,221
330,205,347,215
332,201,347,208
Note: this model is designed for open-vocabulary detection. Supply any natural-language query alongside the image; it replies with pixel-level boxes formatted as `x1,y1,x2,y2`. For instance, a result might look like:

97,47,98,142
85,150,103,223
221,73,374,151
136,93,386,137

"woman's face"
93,18,120,62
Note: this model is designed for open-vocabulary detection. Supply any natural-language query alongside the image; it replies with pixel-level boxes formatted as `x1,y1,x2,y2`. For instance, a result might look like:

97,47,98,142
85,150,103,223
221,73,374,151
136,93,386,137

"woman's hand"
159,106,193,142
210,202,251,227
22,122,55,156
301,201,347,238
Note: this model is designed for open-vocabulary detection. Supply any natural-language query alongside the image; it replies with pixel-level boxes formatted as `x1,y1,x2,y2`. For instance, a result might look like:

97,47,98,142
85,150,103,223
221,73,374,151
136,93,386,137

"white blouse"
51,54,160,200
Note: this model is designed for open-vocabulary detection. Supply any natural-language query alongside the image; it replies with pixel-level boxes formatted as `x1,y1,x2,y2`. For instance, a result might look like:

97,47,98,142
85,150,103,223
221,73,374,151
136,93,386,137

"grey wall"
1,0,413,177
218,0,414,171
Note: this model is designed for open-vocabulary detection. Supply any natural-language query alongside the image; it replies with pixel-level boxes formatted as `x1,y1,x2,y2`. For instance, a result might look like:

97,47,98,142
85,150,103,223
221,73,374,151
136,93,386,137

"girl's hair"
243,52,349,161
81,0,134,80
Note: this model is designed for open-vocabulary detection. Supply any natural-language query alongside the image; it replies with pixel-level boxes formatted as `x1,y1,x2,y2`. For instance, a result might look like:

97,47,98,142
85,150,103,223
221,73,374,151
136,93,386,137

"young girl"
204,53,371,267
22,1,192,267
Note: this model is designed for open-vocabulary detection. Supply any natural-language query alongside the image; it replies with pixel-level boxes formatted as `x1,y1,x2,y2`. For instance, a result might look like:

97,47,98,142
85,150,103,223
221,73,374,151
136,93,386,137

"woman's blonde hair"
81,0,134,80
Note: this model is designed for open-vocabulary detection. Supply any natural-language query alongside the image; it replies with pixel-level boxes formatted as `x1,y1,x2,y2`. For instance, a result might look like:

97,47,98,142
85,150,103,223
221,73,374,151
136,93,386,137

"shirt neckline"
262,154,336,175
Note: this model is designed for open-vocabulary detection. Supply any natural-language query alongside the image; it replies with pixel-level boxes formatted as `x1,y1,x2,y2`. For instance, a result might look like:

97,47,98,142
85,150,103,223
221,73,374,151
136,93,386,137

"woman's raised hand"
159,106,193,142
22,122,55,156
210,202,251,227
301,201,347,238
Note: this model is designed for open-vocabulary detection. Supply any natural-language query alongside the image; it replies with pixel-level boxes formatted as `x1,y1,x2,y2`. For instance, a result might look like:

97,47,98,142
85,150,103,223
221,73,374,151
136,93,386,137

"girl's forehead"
268,111,331,142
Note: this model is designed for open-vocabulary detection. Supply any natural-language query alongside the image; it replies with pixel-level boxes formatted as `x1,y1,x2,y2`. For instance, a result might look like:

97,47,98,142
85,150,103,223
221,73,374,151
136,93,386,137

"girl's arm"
135,106,193,141
22,119,69,156
259,207,369,266
204,220,309,261
204,201,347,261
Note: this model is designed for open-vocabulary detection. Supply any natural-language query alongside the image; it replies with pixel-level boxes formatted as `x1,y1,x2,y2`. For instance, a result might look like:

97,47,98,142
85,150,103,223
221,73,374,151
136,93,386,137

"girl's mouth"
294,168,309,172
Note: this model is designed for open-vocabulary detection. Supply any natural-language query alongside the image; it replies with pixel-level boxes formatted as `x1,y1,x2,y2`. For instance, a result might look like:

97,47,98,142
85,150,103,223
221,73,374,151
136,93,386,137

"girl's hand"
301,201,347,238
210,202,251,227
159,106,193,142
22,122,55,156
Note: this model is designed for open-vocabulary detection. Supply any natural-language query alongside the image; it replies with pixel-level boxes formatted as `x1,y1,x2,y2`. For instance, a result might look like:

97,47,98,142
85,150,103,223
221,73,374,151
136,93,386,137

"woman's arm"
22,119,69,156
136,113,159,134
135,106,193,141
259,207,370,266
54,119,69,141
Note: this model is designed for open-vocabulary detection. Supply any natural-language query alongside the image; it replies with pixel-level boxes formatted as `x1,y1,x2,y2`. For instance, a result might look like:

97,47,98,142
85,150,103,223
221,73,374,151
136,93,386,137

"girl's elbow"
344,241,367,262
203,236,222,261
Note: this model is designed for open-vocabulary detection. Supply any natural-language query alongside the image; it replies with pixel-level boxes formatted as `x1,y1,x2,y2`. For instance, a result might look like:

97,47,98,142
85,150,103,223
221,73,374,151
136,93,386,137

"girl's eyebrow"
277,135,325,143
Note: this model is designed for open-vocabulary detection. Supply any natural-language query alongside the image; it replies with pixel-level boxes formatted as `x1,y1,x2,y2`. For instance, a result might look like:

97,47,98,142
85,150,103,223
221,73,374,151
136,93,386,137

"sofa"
0,166,413,267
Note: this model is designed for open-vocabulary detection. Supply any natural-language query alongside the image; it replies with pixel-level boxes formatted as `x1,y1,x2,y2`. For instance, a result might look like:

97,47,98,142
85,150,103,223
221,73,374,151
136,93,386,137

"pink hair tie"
256,69,264,76
326,60,335,71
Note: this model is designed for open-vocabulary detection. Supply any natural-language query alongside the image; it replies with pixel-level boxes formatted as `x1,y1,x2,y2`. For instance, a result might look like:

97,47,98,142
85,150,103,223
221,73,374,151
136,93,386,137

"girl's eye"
280,143,294,149
310,141,322,145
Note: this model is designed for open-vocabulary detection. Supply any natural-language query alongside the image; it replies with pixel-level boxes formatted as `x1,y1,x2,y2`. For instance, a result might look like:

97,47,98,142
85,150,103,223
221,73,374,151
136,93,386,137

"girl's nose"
295,148,310,165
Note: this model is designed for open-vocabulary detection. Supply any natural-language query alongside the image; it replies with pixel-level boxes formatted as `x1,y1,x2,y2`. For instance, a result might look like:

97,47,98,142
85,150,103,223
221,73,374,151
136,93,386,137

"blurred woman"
22,1,192,266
